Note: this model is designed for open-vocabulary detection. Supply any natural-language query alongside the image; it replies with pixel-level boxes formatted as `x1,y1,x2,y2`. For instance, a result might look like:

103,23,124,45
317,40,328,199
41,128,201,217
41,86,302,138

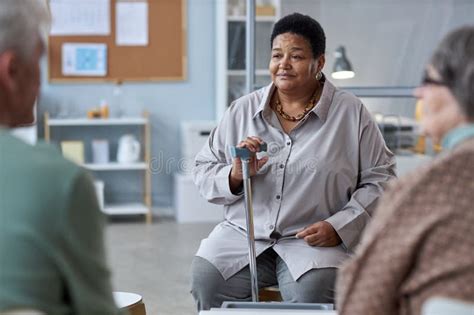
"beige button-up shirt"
193,78,396,281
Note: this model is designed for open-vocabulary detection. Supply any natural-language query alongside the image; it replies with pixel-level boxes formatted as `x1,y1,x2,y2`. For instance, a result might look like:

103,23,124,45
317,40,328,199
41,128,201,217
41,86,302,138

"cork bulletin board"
48,0,187,82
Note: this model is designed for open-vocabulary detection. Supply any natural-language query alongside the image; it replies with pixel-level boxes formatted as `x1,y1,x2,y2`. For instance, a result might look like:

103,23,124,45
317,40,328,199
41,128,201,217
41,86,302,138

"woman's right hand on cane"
229,136,269,193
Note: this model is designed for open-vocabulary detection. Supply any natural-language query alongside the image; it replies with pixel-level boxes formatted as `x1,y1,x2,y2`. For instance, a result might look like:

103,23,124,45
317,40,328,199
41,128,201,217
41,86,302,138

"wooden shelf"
48,117,147,126
44,112,153,223
84,162,147,171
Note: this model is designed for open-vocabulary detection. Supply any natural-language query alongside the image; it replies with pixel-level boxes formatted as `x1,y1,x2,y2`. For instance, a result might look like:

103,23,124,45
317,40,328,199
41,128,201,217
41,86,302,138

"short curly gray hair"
430,25,474,121
0,0,50,60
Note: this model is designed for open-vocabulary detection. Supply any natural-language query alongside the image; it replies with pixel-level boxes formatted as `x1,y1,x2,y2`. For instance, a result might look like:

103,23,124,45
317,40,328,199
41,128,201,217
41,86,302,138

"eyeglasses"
420,71,447,87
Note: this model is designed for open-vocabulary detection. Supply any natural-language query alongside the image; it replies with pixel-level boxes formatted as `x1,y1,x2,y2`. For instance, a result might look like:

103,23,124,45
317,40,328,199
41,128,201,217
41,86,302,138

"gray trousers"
190,248,336,311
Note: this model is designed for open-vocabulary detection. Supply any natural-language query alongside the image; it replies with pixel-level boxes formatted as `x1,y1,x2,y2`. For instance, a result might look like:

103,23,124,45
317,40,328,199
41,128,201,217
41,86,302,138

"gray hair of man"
430,25,474,121
0,0,50,61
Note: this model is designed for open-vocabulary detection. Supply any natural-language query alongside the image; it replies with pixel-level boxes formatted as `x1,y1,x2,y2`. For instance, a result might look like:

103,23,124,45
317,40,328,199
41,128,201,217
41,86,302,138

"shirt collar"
313,75,335,123
252,83,275,119
252,73,336,123
441,123,474,150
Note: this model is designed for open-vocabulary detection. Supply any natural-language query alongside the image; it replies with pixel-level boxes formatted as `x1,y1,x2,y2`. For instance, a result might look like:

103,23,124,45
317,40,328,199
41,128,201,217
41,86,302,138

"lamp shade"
332,46,355,79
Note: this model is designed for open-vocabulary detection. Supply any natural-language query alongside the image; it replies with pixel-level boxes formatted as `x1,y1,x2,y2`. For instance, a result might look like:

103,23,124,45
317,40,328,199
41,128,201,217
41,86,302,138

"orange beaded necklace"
274,84,323,122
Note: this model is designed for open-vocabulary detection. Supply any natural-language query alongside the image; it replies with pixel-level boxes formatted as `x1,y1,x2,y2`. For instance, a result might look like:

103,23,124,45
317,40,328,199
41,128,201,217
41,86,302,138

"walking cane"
230,143,267,303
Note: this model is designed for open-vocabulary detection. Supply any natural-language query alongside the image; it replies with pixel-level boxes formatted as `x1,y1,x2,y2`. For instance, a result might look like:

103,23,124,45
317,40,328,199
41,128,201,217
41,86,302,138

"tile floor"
106,219,216,315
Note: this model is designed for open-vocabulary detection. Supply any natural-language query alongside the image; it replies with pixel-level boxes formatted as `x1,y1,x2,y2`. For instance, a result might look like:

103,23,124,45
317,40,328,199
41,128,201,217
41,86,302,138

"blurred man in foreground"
0,1,119,314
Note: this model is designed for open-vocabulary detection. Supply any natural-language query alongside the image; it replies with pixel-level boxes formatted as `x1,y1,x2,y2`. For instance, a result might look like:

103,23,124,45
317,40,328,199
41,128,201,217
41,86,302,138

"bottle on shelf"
100,99,109,118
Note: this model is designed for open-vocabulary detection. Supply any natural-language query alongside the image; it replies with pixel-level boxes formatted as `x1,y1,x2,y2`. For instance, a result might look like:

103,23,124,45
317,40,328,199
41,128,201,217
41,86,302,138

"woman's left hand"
296,221,342,247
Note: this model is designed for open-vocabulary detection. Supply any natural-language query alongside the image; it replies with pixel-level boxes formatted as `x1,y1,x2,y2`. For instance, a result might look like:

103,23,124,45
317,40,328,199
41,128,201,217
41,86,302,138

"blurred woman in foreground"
337,25,474,315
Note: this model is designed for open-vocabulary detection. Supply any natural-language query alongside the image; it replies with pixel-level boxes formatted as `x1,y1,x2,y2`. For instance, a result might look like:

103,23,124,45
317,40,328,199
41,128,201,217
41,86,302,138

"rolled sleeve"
192,105,244,205
193,157,243,205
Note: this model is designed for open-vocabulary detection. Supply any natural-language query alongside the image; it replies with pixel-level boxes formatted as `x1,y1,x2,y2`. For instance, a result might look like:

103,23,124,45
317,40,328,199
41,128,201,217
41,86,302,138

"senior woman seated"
337,25,474,315
191,13,396,310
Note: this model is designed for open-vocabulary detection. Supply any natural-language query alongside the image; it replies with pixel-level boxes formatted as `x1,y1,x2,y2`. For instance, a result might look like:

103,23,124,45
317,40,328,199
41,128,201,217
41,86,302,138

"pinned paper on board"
50,0,110,36
62,43,108,76
116,1,149,46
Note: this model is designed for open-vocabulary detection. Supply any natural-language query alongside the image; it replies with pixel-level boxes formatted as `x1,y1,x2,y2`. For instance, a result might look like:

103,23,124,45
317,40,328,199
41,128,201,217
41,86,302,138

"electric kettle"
117,134,140,163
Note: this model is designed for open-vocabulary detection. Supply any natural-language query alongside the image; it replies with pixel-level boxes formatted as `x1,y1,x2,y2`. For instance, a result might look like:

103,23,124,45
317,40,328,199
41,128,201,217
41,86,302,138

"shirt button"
269,225,274,230
286,141,291,146
276,195,281,200
279,164,284,169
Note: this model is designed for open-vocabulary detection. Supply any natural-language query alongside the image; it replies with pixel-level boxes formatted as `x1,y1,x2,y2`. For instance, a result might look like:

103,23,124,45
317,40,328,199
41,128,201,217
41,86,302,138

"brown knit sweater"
337,138,474,315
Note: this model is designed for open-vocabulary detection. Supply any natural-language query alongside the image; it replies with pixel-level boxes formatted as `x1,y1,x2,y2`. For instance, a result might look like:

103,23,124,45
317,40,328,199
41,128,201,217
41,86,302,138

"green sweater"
0,131,118,314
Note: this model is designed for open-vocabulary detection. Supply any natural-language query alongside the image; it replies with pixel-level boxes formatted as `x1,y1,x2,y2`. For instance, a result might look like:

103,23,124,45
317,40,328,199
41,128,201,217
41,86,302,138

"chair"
422,297,474,315
259,286,282,301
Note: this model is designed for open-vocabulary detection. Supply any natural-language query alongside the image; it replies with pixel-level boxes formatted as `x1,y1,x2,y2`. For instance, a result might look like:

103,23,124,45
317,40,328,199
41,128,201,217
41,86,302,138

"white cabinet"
216,0,281,120
174,120,222,223
174,173,223,223
44,113,152,223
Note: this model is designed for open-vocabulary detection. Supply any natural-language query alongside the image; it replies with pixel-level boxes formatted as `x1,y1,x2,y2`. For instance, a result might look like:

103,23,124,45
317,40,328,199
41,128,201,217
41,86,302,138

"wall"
38,0,216,215
38,0,473,216
281,0,474,117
